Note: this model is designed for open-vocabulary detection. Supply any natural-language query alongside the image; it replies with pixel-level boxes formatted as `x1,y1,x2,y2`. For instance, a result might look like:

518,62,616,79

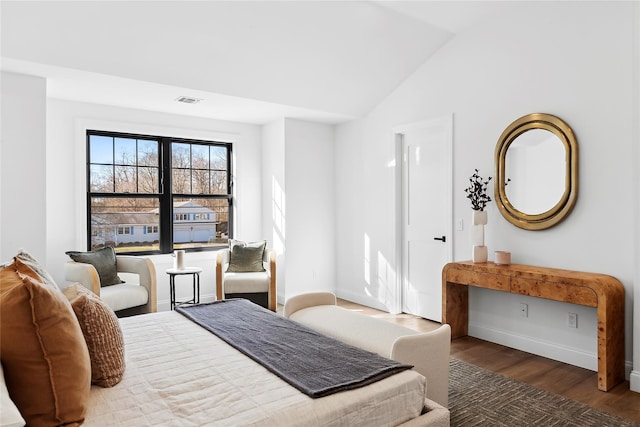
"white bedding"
84,311,427,426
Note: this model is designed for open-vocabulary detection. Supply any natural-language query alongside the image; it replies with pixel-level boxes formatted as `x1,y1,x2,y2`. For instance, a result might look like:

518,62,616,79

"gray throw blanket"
176,299,412,398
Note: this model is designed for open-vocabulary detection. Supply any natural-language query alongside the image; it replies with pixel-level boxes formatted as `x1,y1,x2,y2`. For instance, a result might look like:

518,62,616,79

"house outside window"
86,130,233,254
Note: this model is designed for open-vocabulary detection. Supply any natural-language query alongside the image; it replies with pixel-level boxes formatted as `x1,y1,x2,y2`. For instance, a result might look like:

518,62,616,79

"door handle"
433,236,446,242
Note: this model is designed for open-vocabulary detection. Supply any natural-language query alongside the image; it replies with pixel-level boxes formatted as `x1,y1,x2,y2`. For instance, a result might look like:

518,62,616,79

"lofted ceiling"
1,1,508,125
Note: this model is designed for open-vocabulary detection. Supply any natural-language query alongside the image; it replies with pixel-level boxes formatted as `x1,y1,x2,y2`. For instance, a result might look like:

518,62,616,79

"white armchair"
216,248,276,311
64,255,157,316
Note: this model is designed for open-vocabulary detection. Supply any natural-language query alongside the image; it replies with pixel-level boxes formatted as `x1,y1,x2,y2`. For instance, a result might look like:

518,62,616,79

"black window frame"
86,129,233,255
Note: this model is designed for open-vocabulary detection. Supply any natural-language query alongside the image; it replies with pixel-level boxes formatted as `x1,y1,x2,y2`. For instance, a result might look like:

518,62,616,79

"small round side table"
165,267,202,310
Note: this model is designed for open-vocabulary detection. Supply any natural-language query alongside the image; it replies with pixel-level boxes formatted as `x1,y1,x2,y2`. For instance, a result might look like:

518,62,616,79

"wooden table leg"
597,290,625,391
442,281,469,339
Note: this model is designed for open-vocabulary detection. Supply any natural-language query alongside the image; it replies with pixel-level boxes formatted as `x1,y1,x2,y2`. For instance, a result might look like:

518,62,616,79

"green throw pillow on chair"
65,247,124,287
227,240,266,273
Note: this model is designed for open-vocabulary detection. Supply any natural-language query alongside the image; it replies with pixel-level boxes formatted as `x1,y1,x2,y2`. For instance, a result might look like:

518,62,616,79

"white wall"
261,119,286,302
335,2,635,372
0,72,47,263
261,118,336,302
334,119,385,308
283,118,336,299
45,98,262,310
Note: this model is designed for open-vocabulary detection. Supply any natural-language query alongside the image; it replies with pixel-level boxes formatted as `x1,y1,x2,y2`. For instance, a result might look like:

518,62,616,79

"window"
117,227,132,235
87,130,232,254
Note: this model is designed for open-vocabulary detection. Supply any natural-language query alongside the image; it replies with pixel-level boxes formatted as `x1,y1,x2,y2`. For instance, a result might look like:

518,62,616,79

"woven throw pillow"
63,284,126,387
227,240,266,272
66,246,124,287
0,259,91,427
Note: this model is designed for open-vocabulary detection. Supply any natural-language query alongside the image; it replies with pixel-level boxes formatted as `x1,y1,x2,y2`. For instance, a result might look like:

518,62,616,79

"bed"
0,253,449,427
83,309,448,426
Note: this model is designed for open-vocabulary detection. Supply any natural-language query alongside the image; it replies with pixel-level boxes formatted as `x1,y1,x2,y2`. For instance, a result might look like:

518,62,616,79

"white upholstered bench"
284,292,451,408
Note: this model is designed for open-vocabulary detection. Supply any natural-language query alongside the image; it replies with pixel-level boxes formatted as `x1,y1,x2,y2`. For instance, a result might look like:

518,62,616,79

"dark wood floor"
332,299,640,422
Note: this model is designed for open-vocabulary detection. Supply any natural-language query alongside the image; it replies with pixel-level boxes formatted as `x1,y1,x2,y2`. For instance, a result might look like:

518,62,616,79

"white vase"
472,245,488,263
173,250,185,270
472,210,487,226
471,210,488,263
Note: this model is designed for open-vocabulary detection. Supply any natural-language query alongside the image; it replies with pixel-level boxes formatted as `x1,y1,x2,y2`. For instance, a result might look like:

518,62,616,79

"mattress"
84,311,427,426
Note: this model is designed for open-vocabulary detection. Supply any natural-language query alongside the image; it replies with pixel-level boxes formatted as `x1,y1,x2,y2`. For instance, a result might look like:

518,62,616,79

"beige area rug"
449,358,639,427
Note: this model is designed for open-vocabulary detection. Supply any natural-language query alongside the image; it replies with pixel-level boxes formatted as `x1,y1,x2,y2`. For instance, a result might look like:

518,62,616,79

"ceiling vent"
176,96,202,104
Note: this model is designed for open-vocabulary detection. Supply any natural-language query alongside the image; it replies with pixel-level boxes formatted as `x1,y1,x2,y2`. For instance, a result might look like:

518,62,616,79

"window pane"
90,197,160,253
89,135,113,164
191,170,209,194
137,139,158,167
138,166,159,193
114,138,137,165
172,143,190,168
210,171,227,194
191,144,209,168
210,145,227,171
172,168,190,193
172,197,229,250
114,166,137,192
90,165,114,192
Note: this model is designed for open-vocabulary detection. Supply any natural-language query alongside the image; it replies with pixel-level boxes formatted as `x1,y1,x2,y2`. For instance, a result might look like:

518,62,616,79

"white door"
398,116,452,321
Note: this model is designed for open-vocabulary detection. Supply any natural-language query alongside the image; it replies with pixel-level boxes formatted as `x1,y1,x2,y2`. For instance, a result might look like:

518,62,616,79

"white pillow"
0,363,25,427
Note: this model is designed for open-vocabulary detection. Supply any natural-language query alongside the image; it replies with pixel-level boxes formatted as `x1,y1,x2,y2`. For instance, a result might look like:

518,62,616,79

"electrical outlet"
519,303,528,317
567,312,578,328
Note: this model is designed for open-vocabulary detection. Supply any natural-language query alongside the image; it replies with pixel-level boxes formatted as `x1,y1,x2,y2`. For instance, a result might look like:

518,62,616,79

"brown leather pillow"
0,259,91,427
63,284,125,387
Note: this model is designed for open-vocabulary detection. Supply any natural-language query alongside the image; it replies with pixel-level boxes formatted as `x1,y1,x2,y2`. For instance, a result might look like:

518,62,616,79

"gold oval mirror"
494,113,578,230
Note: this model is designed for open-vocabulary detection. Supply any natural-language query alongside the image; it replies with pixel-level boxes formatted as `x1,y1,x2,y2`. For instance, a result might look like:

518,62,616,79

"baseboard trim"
630,370,640,392
470,324,634,380
469,323,598,371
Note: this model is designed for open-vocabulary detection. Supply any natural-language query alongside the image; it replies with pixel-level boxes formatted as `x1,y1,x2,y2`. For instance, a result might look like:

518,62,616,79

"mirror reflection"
505,129,565,215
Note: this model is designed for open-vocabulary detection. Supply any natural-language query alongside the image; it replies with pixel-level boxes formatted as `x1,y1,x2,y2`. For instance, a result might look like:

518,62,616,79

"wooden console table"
442,261,625,391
